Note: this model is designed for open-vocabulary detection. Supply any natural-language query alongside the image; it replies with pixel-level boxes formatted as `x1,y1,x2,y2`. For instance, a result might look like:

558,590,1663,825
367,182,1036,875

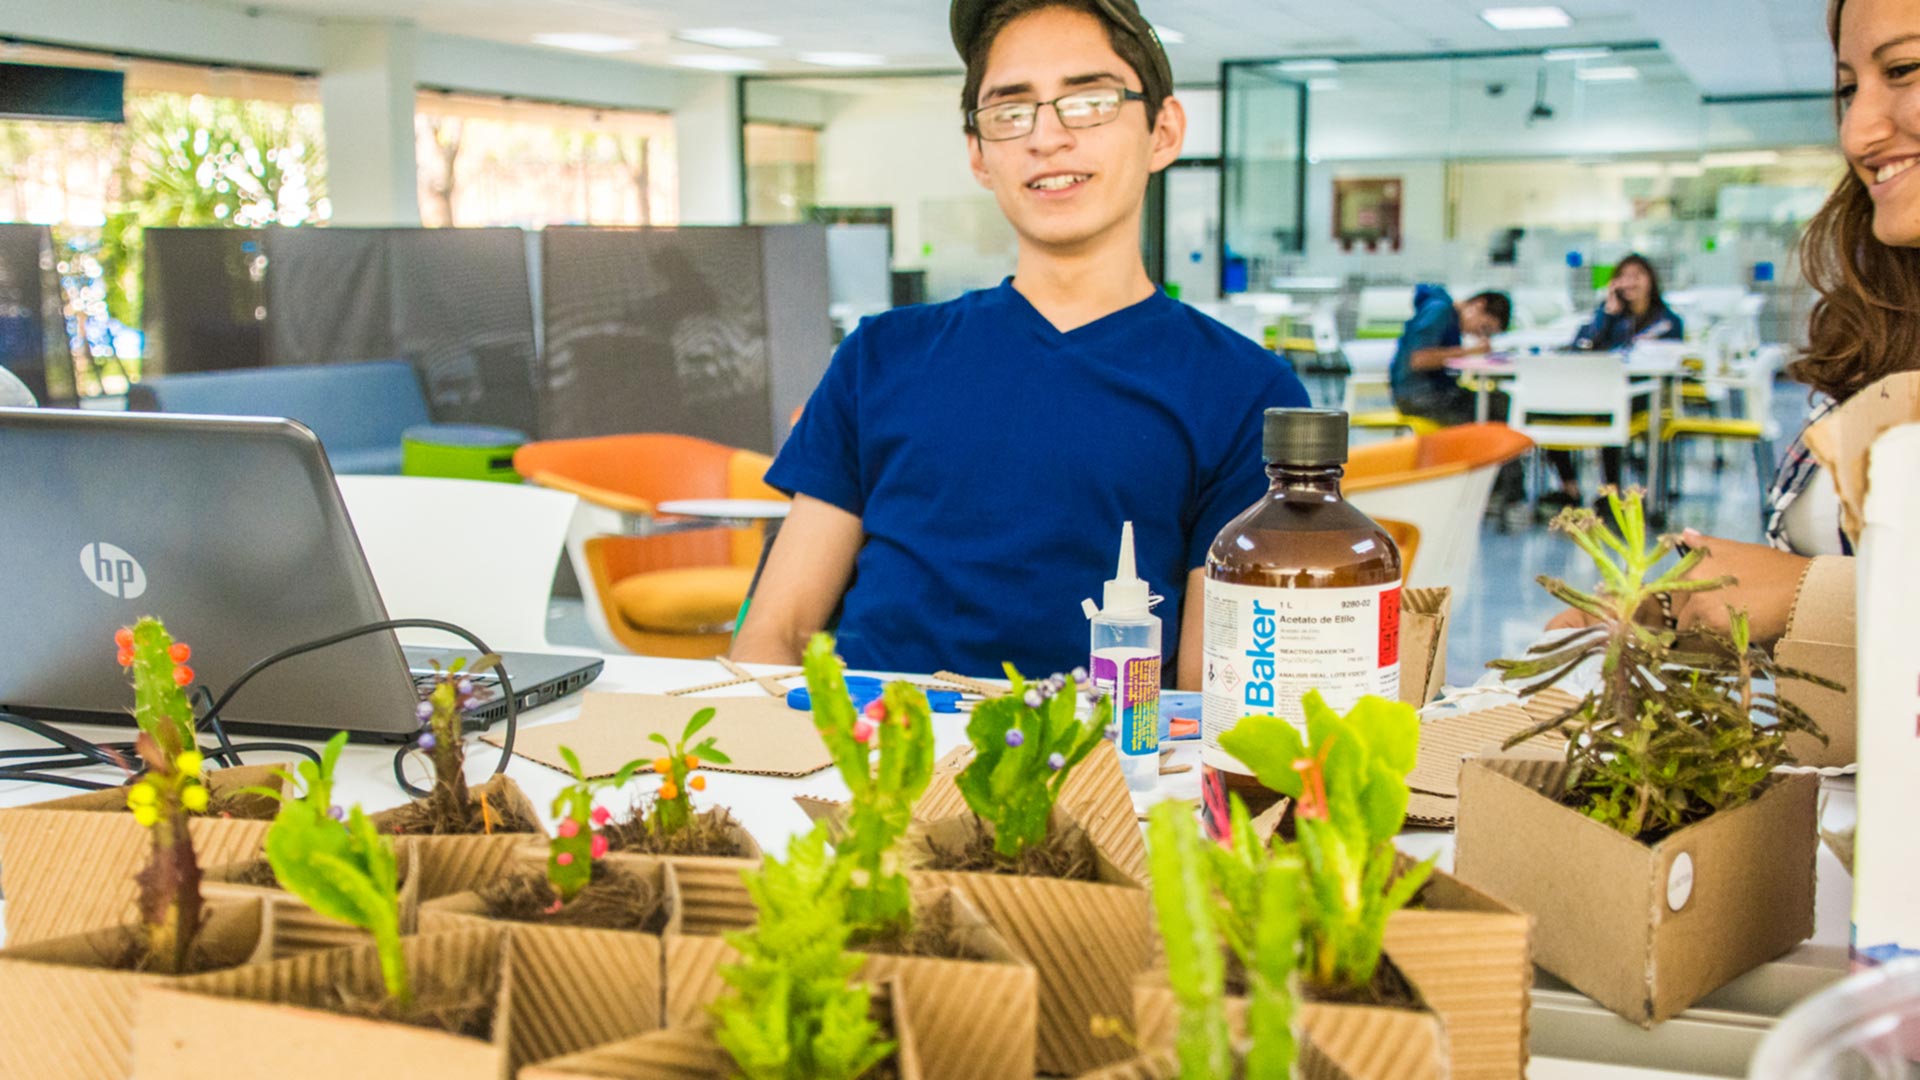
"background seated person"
1389,285,1513,427
1544,254,1685,507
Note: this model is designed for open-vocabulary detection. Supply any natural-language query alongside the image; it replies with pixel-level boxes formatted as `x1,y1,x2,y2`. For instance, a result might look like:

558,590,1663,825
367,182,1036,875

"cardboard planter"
1400,587,1453,708
0,897,272,1080
0,764,281,947
201,845,424,958
1454,751,1819,1026
522,977,925,1080
373,774,548,901
665,885,1038,1080
418,855,682,1068
133,927,518,1079
1073,1041,1353,1080
518,808,764,937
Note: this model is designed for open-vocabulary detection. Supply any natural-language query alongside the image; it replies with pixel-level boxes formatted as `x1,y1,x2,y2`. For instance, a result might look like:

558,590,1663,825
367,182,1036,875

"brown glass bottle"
1199,408,1402,839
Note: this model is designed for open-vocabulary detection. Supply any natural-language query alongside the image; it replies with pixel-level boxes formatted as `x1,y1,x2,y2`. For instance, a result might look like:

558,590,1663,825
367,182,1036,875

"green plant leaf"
1217,714,1308,798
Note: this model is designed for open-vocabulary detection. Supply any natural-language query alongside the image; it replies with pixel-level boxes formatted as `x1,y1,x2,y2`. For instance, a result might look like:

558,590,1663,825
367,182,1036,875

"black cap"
950,0,1175,102
1263,408,1348,466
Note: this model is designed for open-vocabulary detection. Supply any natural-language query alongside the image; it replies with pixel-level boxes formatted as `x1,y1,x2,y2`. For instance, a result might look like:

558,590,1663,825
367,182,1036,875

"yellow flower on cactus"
131,804,160,828
176,750,204,776
182,784,210,813
127,782,157,809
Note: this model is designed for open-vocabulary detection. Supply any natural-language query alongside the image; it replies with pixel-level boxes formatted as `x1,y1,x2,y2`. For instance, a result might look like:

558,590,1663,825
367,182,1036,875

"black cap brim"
950,0,1174,102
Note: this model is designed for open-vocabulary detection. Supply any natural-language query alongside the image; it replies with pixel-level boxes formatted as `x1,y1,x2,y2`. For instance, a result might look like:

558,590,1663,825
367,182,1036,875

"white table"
0,656,1853,1076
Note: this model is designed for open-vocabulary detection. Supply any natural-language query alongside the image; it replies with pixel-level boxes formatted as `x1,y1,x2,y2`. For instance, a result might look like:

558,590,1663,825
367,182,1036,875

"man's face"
1459,300,1502,339
966,6,1184,256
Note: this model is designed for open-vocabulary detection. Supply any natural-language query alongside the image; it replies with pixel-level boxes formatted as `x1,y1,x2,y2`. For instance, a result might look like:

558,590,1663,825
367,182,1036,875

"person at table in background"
1542,254,1686,508
1388,284,1514,428
729,0,1309,684
1550,0,1914,650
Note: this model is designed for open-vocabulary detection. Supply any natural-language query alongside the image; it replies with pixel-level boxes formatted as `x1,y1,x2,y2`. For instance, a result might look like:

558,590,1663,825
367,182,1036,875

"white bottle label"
1200,578,1402,771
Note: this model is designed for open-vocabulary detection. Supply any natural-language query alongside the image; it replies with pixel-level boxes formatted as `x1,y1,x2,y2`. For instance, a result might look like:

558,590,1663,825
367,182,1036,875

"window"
414,91,676,228
744,121,819,225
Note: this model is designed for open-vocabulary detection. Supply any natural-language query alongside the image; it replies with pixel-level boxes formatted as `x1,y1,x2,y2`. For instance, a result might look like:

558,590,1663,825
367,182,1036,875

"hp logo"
80,542,147,600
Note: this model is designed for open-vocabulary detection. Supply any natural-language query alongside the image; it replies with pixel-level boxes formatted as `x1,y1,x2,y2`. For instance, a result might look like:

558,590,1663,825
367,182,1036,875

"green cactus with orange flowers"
956,666,1110,860
802,633,935,942
114,617,211,975
547,746,650,902
646,709,729,838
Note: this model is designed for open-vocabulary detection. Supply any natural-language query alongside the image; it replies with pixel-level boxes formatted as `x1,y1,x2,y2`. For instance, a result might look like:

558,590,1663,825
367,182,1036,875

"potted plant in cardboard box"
1454,489,1832,1025
0,619,282,948
0,620,276,1079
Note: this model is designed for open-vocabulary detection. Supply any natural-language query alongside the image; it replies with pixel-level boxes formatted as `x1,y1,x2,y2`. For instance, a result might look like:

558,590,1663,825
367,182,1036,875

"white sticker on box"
1667,852,1694,912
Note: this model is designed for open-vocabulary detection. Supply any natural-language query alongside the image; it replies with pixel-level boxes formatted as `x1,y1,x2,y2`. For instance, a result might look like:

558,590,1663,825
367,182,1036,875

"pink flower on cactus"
863,699,886,721
556,852,574,866
545,897,564,915
557,818,580,838
852,719,876,743
591,807,612,827
590,834,610,860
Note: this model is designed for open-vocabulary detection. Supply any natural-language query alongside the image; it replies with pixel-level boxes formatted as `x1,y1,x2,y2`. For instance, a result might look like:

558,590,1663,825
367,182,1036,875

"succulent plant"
115,618,210,975
645,708,729,838
547,746,650,903
955,666,1110,860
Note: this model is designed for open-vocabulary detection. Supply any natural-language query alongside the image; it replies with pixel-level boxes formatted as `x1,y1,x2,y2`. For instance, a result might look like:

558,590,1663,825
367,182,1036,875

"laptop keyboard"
410,670,502,710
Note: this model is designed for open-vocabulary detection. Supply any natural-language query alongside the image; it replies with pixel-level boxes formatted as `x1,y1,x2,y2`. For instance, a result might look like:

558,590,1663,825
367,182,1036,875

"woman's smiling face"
1838,0,1920,246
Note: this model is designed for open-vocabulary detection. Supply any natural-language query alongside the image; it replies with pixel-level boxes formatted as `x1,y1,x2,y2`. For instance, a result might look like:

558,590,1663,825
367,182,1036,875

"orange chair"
514,434,786,658
1344,424,1532,595
1374,517,1421,586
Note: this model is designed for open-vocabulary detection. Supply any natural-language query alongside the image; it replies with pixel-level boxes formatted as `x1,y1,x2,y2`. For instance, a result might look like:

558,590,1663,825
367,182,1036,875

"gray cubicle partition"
263,227,540,434
0,224,71,401
142,227,267,377
537,225,832,453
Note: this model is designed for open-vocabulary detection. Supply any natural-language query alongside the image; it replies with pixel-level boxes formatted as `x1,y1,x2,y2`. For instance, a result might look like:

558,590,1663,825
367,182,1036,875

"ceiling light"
1702,150,1781,168
1152,25,1185,45
1278,59,1340,74
796,51,886,68
674,27,781,49
1543,47,1611,61
670,54,771,72
1481,6,1573,30
1575,65,1641,81
531,33,635,53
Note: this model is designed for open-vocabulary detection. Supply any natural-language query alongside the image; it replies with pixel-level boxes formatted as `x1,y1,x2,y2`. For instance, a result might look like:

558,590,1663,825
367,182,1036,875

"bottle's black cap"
1263,408,1349,465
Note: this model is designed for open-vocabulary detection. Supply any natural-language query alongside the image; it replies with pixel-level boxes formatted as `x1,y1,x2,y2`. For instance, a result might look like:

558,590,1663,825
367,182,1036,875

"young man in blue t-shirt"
730,0,1309,683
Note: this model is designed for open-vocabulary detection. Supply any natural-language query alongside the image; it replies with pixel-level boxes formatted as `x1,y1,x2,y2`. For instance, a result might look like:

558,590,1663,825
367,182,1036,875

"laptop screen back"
0,407,421,735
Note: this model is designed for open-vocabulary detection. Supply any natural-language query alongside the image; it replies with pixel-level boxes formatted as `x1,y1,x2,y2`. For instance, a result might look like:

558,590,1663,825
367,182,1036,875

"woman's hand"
1668,529,1811,647
1602,285,1625,316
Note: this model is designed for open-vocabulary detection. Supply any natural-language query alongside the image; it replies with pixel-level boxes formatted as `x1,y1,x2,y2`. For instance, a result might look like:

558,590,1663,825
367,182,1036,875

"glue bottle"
1082,521,1162,792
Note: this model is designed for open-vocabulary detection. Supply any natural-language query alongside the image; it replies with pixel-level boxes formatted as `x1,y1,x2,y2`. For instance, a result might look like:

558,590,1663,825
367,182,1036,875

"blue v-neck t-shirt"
765,278,1309,679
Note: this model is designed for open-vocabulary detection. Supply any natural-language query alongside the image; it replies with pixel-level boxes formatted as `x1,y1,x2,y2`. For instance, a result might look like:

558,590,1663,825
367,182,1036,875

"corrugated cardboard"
201,845,423,958
0,764,282,946
485,692,833,778
663,886,1038,1080
374,774,548,901
419,856,681,1069
1802,369,1920,546
1401,587,1453,708
554,808,763,937
1453,751,1818,1026
1074,1039,1354,1080
132,927,511,1079
1777,555,1856,768
1408,696,1572,799
0,898,271,1080
524,976,923,1080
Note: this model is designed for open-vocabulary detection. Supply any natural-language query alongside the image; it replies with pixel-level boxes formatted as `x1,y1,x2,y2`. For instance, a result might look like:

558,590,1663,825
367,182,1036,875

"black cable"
0,709,136,772
188,686,320,770
193,618,516,800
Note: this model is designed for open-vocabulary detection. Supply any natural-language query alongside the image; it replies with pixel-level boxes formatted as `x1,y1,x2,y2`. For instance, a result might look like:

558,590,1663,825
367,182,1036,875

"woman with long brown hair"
1552,0,1905,648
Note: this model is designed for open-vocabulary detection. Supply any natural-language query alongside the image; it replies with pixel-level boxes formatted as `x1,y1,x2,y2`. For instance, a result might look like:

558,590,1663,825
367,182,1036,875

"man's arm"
729,494,864,665
1409,340,1490,371
1176,567,1205,691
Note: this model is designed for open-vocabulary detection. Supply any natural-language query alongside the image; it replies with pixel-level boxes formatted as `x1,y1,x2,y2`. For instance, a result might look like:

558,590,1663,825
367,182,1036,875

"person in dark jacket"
1389,284,1513,426
1544,254,1685,505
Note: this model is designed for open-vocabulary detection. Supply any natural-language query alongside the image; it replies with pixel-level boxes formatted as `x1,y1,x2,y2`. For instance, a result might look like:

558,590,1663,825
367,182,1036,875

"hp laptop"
0,407,602,739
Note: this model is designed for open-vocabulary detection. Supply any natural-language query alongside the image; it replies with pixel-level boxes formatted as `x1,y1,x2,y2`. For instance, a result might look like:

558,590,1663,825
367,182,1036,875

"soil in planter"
863,991,906,1080
381,786,540,838
93,925,250,977
917,814,1099,883
850,891,988,961
326,969,496,1039
476,862,669,933
1297,954,1423,1012
601,802,753,859
219,858,413,894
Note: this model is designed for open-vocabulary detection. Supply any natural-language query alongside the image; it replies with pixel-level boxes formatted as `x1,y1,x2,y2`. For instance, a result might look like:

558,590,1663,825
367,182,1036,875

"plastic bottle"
1199,408,1403,838
1082,521,1162,792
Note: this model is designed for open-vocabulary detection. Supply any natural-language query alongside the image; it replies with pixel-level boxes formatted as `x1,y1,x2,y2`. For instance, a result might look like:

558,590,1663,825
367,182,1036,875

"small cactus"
117,618,210,975
547,745,649,902
647,709,729,837
956,666,1110,860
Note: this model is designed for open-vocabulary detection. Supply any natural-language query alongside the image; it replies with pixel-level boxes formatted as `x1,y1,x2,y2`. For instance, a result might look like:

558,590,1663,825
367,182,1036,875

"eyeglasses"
969,88,1147,142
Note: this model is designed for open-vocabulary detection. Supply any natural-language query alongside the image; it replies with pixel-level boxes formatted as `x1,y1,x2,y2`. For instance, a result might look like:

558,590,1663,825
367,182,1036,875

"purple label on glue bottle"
1093,650,1161,759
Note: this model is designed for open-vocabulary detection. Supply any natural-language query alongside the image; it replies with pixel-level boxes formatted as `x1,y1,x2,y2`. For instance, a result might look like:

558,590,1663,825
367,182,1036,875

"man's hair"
960,0,1169,135
1468,291,1513,332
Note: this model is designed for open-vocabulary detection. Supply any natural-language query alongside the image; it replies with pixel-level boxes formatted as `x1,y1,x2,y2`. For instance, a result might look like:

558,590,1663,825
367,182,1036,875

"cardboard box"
522,976,924,1080
0,898,271,1080
1453,751,1819,1026
1776,555,1856,769
0,764,281,946
542,808,764,937
1400,587,1454,708
419,856,682,1069
373,774,549,901
1073,1040,1354,1080
664,885,1038,1080
202,844,424,958
133,927,525,1079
